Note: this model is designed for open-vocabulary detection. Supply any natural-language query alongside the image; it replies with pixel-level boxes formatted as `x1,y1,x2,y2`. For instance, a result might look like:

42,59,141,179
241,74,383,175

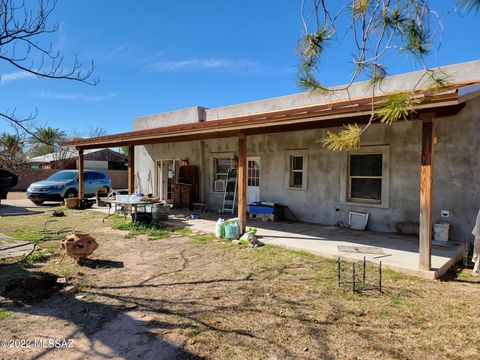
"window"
289,156,304,188
348,154,383,203
213,158,233,191
285,150,308,190
84,172,95,181
247,159,260,187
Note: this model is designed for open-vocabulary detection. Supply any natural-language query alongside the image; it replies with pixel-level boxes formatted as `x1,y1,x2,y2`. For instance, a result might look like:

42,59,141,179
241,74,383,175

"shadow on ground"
1,265,205,359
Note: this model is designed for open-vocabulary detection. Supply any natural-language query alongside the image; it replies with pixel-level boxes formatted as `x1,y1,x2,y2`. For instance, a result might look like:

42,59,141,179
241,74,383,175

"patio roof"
62,81,480,150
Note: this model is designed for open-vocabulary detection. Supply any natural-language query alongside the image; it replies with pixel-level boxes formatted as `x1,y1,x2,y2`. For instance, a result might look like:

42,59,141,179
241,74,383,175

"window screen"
289,155,304,188
348,154,382,202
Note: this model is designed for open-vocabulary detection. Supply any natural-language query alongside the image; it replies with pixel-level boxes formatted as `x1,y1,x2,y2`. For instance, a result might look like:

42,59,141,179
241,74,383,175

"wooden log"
237,133,247,234
128,145,135,194
77,148,84,203
419,118,435,270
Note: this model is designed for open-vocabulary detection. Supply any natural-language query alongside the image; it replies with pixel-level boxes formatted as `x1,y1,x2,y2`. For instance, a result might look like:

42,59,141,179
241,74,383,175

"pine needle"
426,71,452,93
353,0,370,14
320,124,362,151
298,71,332,94
375,93,421,125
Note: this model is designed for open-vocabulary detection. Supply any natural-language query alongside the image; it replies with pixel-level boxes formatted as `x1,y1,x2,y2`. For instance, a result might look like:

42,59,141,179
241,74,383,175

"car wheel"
64,189,78,199
31,200,44,205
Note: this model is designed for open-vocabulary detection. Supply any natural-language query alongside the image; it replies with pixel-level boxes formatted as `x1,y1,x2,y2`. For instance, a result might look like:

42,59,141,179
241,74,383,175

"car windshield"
47,171,77,181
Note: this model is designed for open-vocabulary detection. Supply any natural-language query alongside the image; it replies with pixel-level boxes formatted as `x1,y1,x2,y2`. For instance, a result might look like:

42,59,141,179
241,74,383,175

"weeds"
113,222,173,240
0,308,12,320
21,250,54,264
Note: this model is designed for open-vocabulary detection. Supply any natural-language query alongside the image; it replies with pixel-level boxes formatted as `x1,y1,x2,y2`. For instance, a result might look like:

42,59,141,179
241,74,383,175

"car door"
83,172,96,196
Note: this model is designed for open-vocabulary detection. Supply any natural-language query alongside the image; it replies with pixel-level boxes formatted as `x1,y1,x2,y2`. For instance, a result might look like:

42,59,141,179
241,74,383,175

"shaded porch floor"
167,210,465,279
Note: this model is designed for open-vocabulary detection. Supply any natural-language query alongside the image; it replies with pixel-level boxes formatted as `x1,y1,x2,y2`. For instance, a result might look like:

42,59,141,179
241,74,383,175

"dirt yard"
1,208,479,359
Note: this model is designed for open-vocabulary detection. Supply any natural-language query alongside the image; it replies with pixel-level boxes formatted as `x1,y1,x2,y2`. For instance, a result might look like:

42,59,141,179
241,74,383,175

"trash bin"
433,222,450,241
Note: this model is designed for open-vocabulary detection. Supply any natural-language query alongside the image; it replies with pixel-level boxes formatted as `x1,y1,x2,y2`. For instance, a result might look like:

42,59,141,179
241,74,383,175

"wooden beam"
78,148,84,203
237,133,247,234
128,145,135,194
419,117,435,271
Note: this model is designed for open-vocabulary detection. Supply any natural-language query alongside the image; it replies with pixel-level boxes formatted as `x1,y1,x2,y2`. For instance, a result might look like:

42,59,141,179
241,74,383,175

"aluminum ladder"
221,168,237,214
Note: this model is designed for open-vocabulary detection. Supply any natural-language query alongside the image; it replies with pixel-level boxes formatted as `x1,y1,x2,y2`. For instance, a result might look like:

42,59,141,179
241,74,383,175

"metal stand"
337,256,383,293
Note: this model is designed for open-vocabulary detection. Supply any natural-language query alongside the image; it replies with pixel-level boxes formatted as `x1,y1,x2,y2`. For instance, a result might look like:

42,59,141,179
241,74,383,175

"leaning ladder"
221,168,237,214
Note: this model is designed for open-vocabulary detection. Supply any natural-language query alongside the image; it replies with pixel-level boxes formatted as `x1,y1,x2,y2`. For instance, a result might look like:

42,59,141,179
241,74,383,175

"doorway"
247,157,260,204
156,160,179,203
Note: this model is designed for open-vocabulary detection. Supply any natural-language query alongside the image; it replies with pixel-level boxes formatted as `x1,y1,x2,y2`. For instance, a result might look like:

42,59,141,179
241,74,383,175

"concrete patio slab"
2,192,462,279
165,211,465,279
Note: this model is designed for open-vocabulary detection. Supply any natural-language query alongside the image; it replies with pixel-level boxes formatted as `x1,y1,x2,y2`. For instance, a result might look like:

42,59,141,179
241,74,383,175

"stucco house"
63,60,480,277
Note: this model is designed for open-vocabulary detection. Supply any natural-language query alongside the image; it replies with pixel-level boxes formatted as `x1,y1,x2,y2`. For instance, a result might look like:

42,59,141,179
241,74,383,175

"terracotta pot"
60,232,98,259
65,197,78,209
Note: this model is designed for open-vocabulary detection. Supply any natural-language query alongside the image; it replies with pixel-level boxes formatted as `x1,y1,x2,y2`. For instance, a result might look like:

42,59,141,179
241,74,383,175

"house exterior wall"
134,96,480,241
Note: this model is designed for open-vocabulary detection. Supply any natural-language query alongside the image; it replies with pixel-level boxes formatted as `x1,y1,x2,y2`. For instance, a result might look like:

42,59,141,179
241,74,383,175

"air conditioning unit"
214,180,226,192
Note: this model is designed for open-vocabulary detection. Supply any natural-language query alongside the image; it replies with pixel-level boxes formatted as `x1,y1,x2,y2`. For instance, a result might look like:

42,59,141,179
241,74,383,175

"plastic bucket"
433,222,450,241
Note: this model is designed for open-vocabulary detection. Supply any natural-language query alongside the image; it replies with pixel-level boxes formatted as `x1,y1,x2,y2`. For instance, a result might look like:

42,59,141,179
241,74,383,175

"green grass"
6,229,44,241
189,233,217,242
113,222,175,240
21,250,54,264
0,308,12,320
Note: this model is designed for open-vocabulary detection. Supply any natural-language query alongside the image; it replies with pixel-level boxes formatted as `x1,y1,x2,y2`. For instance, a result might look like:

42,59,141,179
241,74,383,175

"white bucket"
433,222,450,241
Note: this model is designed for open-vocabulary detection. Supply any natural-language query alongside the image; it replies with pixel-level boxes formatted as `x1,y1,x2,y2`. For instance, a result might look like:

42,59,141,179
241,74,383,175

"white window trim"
285,150,308,191
247,157,261,188
211,152,235,193
339,145,390,209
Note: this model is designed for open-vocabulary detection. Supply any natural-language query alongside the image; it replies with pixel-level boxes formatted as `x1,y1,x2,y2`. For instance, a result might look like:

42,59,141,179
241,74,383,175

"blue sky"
1,0,479,136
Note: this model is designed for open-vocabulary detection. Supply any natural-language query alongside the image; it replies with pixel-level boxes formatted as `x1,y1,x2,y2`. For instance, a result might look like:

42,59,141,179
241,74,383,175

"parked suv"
27,170,111,205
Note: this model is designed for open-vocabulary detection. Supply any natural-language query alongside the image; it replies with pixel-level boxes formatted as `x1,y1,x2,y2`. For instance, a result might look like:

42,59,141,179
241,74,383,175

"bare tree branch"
0,0,98,151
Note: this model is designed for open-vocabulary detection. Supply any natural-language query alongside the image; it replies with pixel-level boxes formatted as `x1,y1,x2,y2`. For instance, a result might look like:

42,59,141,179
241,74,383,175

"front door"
247,157,260,204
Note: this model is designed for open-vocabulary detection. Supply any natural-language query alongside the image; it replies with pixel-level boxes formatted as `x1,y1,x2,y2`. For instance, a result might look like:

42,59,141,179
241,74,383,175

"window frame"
212,155,235,192
247,158,260,187
340,145,390,208
285,150,308,191
347,153,383,204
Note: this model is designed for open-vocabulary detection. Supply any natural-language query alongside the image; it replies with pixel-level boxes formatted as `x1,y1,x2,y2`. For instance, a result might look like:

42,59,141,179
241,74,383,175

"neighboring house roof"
62,60,480,150
28,148,124,163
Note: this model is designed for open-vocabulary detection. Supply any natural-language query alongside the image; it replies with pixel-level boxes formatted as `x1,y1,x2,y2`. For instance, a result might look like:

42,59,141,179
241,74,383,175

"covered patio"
166,210,465,279
62,81,479,279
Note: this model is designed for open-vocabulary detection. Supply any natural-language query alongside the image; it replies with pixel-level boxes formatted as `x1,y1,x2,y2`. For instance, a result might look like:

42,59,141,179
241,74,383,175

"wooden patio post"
78,148,84,202
419,116,435,271
238,133,247,234
128,145,135,194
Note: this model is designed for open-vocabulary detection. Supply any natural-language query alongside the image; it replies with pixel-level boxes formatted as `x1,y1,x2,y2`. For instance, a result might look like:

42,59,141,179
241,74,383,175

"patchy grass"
189,232,217,243
6,229,44,241
113,222,173,240
21,250,54,264
0,308,12,320
0,210,479,359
